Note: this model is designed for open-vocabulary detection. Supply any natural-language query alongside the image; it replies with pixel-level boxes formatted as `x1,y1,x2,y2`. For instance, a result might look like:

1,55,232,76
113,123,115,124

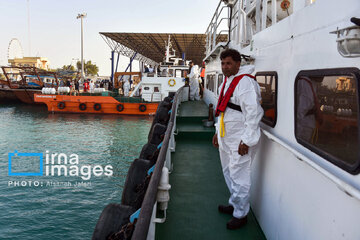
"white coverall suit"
215,65,263,219
188,65,201,101
123,79,130,97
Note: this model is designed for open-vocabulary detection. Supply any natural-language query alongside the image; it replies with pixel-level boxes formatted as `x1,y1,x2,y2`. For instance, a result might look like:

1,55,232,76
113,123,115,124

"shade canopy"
100,32,227,66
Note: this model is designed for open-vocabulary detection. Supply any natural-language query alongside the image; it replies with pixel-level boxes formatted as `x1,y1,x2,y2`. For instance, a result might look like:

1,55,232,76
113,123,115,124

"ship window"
206,74,215,93
217,74,224,95
175,69,182,78
182,70,188,78
154,87,160,92
256,72,278,127
295,68,360,174
168,69,174,77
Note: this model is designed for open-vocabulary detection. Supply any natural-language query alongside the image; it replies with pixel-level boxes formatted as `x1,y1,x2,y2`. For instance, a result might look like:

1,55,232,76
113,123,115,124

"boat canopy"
100,32,226,66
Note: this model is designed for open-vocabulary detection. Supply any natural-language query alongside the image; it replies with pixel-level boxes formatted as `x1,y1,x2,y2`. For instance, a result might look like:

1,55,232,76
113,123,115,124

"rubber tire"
92,203,135,240
116,104,124,112
139,104,146,112
94,103,101,111
121,158,153,209
148,123,167,146
57,101,65,110
79,103,87,111
148,107,169,141
139,143,157,160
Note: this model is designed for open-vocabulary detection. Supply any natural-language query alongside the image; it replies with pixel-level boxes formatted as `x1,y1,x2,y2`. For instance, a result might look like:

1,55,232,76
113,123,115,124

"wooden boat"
1,66,62,104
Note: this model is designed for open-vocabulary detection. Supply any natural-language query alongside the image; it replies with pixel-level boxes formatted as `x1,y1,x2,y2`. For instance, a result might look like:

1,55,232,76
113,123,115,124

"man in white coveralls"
212,48,263,229
188,61,201,100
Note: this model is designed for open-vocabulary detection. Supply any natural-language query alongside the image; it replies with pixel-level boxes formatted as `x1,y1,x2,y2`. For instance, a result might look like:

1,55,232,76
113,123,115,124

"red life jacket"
215,74,255,117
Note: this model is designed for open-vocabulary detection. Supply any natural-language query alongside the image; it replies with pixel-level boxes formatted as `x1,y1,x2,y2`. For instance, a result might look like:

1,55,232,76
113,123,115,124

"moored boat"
1,66,60,104
34,36,189,115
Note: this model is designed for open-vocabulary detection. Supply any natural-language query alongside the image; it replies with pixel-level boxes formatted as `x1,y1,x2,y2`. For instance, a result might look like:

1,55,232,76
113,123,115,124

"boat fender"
149,123,167,145
149,107,170,134
121,158,153,209
57,101,66,110
116,104,124,112
148,148,160,165
93,103,101,111
79,103,87,111
158,101,172,111
163,96,172,103
91,203,135,240
139,143,157,160
139,104,146,112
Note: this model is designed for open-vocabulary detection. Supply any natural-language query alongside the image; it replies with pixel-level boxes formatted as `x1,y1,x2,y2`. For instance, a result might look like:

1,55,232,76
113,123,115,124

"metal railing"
131,86,184,240
205,1,232,55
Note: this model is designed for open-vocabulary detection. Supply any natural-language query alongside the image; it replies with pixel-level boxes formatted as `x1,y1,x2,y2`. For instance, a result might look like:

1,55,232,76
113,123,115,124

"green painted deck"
156,101,266,240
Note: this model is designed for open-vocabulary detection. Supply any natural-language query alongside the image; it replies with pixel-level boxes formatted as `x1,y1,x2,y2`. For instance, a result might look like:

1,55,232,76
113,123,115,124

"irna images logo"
8,150,43,176
8,150,113,180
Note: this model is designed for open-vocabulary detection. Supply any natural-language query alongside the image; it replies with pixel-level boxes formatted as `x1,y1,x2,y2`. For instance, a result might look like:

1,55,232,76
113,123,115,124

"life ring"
280,0,290,10
116,104,124,112
94,103,101,111
57,101,65,110
79,103,87,111
168,79,176,87
139,104,147,112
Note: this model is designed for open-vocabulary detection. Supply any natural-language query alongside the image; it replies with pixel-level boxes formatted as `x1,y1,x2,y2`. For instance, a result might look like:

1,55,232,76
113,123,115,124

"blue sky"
0,0,220,75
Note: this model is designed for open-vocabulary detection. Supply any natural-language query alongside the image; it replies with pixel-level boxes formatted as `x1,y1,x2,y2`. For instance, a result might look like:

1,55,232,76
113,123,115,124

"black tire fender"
92,203,135,240
94,103,101,111
139,104,146,112
121,158,153,209
57,101,65,110
116,104,124,112
79,103,87,111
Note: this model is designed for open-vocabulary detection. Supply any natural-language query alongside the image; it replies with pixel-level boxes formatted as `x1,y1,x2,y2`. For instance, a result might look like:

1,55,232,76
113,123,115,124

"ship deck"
156,100,266,239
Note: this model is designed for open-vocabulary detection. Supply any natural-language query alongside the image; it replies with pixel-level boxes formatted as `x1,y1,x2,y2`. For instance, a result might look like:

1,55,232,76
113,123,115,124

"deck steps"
175,101,215,140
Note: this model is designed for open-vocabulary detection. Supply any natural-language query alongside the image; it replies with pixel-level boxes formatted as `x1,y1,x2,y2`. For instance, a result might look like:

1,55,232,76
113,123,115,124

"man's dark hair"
220,48,241,62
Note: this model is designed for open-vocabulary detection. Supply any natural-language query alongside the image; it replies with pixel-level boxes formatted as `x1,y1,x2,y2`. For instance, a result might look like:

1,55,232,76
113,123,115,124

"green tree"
76,60,99,76
61,65,75,71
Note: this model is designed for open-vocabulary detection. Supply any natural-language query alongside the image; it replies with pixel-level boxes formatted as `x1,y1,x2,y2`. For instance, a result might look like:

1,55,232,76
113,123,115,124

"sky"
0,0,220,76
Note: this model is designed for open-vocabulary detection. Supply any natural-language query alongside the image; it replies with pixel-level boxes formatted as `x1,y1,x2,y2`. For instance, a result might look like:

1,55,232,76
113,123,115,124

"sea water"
0,103,152,239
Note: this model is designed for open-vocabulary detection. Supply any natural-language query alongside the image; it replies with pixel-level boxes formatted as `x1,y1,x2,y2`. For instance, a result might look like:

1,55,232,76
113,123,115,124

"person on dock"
212,48,263,230
188,61,201,101
90,80,95,93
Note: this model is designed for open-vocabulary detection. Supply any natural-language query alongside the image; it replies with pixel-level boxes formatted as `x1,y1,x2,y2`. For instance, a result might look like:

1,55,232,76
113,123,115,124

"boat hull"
0,88,21,103
12,89,42,104
34,94,159,115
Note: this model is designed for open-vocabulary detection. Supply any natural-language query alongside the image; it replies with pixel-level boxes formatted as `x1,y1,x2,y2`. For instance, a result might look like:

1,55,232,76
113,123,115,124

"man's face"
221,56,240,77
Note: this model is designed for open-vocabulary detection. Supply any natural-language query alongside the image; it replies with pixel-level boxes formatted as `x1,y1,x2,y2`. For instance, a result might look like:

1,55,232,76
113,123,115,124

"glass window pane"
175,70,182,78
295,71,359,171
256,72,277,127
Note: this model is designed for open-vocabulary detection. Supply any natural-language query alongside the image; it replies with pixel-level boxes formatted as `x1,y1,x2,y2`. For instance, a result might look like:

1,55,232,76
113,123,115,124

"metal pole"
81,17,84,81
77,13,87,82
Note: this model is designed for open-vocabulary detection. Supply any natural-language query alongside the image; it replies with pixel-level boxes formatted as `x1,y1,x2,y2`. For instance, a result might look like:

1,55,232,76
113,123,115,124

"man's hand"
238,141,249,156
212,133,219,148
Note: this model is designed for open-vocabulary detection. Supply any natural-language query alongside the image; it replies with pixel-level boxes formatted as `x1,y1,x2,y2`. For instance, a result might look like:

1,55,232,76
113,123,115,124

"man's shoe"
226,216,248,230
218,205,234,215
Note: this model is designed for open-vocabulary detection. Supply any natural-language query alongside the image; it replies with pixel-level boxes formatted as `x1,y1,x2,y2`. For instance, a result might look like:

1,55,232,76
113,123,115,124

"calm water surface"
0,103,152,239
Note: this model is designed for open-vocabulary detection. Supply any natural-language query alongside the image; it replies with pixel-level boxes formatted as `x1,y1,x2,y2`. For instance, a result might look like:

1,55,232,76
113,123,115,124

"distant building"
8,57,50,70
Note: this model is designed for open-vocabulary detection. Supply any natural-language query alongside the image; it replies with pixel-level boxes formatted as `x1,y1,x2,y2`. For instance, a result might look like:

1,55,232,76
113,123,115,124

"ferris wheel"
7,38,24,60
